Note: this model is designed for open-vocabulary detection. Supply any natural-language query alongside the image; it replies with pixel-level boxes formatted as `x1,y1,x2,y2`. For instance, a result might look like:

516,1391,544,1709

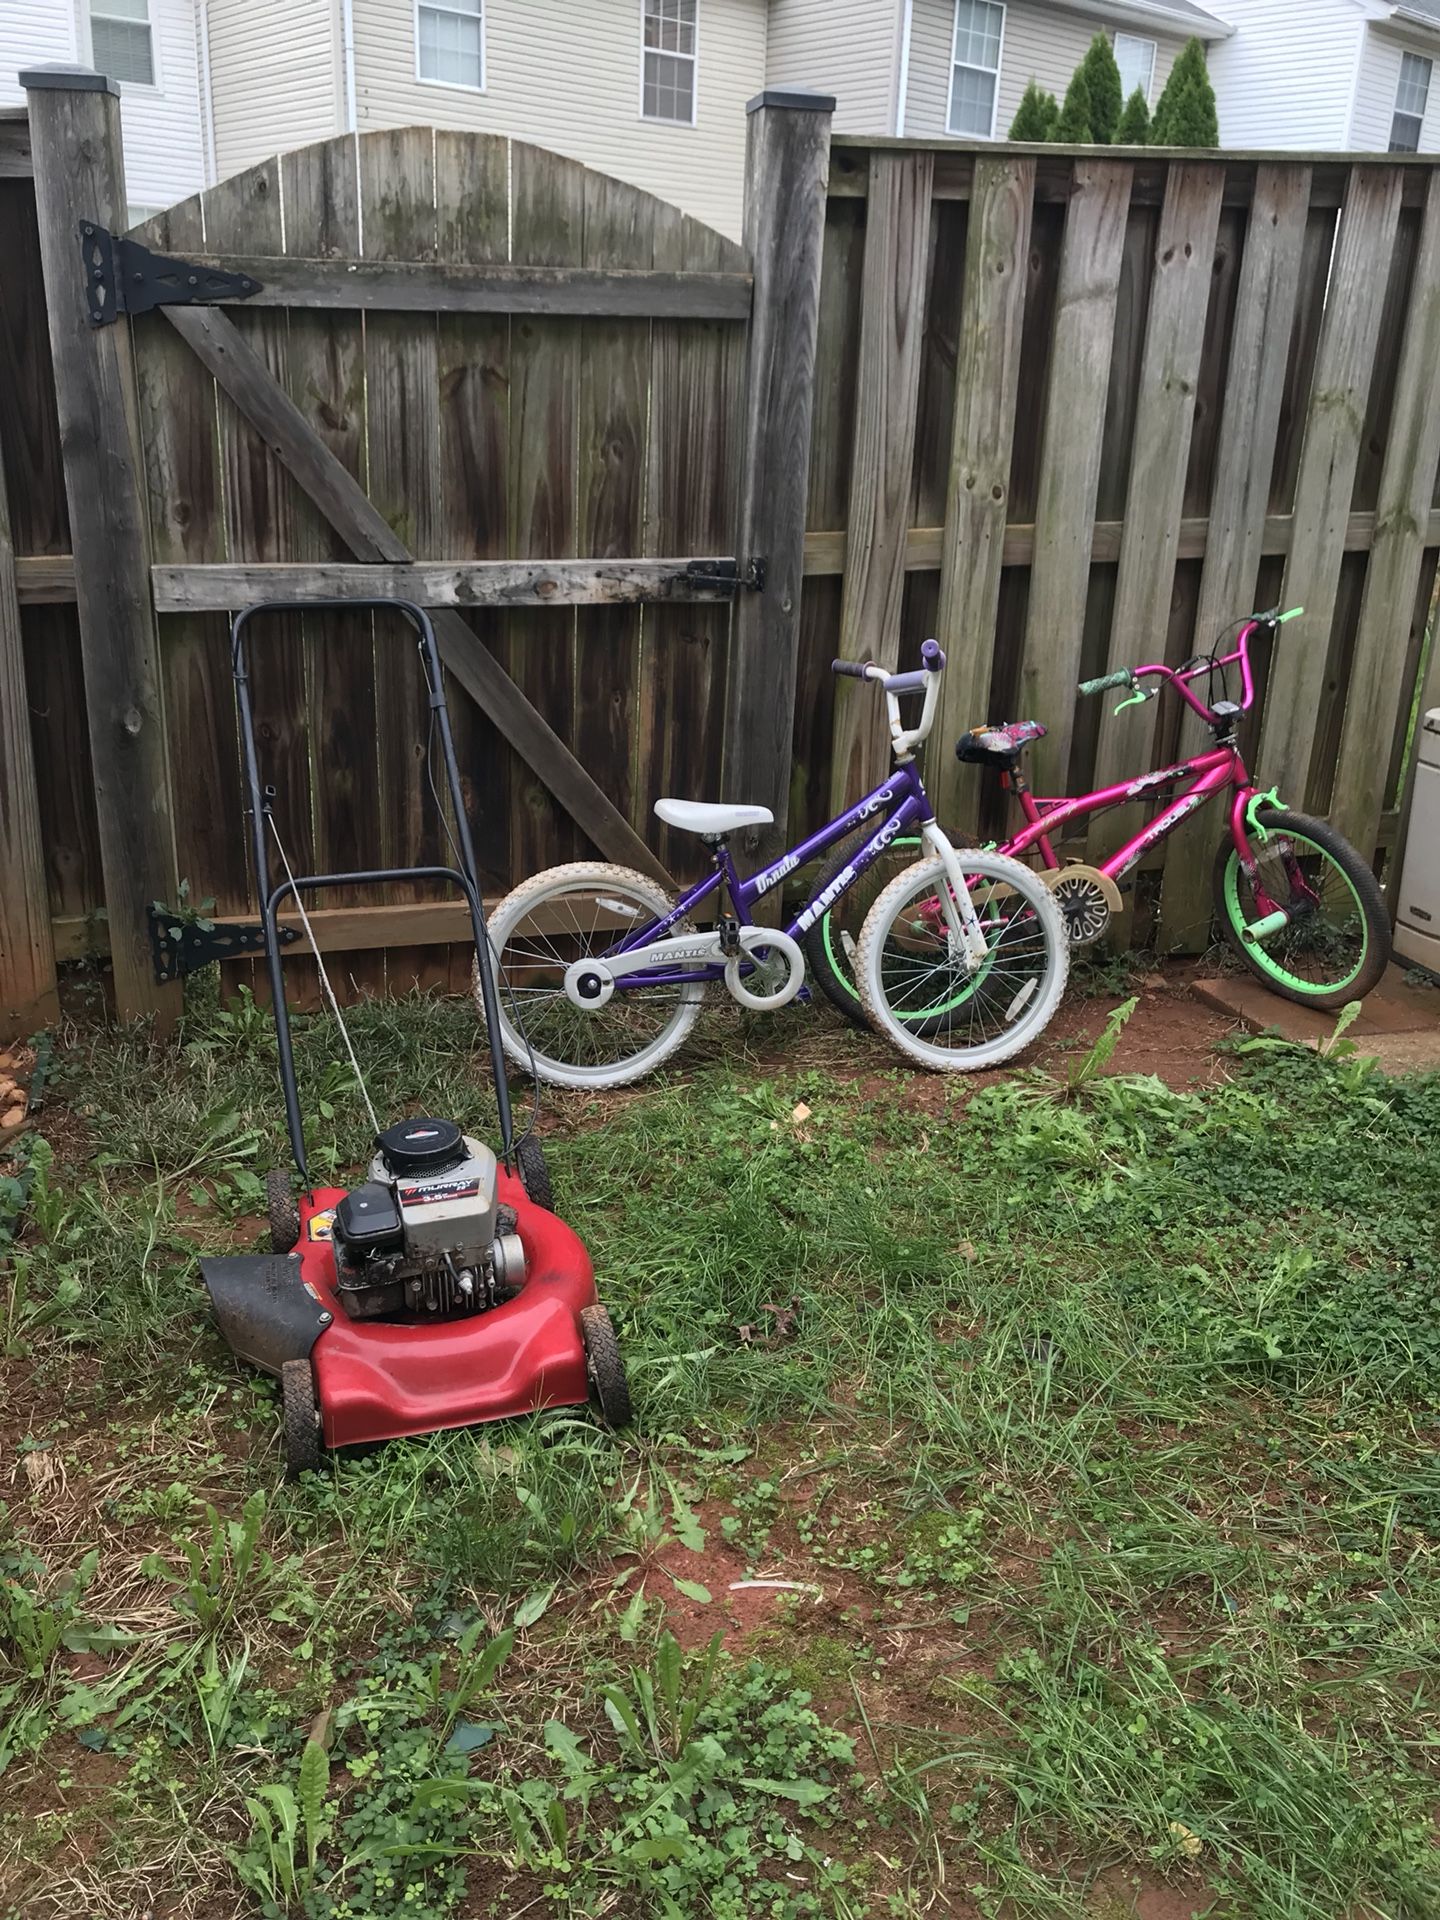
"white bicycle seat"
653,798,774,835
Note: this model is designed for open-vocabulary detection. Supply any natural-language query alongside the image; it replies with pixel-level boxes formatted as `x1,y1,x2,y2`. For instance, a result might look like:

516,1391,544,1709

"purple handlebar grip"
831,658,870,679
921,638,945,670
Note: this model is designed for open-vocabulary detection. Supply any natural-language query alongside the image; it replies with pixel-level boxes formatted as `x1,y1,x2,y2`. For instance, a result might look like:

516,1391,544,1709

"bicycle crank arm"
563,928,727,1007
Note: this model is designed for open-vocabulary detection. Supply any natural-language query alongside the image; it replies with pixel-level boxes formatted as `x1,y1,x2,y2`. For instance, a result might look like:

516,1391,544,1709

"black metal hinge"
684,557,767,594
148,904,299,983
79,223,264,327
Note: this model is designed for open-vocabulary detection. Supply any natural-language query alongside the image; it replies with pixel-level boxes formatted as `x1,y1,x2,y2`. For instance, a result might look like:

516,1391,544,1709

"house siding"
1349,20,1440,150
207,0,342,183
3,0,208,211
1205,0,1363,149
764,0,898,133
1,0,79,105
349,0,768,238
905,0,1186,141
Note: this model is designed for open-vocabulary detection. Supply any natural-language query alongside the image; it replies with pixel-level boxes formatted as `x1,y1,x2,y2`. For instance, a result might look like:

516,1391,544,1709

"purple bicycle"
813,607,1391,1021
480,640,1068,1087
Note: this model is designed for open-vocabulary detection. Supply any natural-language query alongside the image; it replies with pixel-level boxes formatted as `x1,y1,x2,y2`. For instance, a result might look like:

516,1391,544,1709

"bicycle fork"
922,822,999,970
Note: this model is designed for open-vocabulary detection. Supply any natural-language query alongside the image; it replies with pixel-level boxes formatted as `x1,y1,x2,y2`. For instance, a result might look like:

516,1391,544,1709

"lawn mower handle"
230,598,515,1182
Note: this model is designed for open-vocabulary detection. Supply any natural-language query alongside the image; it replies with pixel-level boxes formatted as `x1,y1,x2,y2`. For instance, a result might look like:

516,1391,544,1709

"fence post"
723,88,834,866
22,66,180,1029
0,417,59,1039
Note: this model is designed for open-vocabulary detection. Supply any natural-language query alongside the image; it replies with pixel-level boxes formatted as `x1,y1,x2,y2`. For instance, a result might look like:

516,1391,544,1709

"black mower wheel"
515,1135,554,1211
266,1168,300,1255
281,1359,323,1479
580,1304,632,1428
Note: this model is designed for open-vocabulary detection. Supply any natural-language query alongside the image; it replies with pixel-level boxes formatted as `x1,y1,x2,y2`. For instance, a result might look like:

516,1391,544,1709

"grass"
0,978,1437,1918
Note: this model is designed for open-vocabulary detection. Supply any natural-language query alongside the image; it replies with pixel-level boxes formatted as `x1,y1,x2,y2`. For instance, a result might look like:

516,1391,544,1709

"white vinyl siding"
349,0,766,238
764,0,899,134
206,0,343,185
947,0,1004,137
1351,24,1440,153
906,0,1186,141
1113,30,1156,103
417,0,484,90
1205,0,1362,149
0,0,80,105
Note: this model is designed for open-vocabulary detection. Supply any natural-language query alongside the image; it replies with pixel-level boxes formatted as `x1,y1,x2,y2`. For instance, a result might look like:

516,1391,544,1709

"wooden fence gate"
5,80,1440,1036
2,72,831,1029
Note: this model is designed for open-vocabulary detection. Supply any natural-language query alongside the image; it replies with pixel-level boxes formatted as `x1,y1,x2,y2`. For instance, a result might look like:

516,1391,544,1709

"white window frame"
414,0,486,95
1113,31,1157,105
88,0,160,96
1389,48,1432,153
946,0,1006,142
639,0,699,128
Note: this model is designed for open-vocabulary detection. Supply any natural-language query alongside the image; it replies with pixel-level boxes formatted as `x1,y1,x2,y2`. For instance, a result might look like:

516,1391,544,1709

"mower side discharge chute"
201,1253,330,1377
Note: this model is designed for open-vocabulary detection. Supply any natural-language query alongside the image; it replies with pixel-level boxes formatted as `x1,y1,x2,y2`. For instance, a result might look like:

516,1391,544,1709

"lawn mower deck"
200,598,631,1475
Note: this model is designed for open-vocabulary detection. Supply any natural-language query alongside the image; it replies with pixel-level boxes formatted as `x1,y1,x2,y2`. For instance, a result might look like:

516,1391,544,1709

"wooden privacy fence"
800,140,1440,952
4,83,1440,1036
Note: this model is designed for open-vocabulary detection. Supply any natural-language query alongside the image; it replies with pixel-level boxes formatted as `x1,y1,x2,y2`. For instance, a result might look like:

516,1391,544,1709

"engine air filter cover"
377,1116,464,1177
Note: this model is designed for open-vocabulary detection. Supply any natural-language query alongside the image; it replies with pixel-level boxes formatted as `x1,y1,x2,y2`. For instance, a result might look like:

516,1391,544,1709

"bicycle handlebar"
1075,607,1305,722
829,639,946,758
1078,669,1134,696
831,659,870,680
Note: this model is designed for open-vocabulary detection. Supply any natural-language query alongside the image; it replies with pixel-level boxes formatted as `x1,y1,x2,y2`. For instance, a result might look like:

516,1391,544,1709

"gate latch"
148,903,298,983
79,223,264,326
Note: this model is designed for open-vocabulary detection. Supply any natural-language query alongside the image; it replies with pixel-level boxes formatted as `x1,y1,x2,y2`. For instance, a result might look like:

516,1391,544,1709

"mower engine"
331,1116,526,1320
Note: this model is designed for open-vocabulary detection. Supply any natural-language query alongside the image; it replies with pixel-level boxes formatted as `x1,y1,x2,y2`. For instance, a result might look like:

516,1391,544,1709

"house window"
1113,32,1157,104
642,0,697,125
90,0,154,87
417,0,484,90
948,0,1005,138
1390,50,1432,152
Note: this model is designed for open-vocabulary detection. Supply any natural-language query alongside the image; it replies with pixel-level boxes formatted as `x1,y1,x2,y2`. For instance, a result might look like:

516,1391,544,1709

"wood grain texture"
643,208,746,876
1087,163,1224,866
178,253,752,317
1264,166,1405,807
831,150,934,814
1020,159,1132,798
1158,163,1312,951
1331,169,1440,857
0,402,57,1032
163,304,665,884
724,97,834,864
24,79,179,1024
931,155,1036,836
0,182,68,558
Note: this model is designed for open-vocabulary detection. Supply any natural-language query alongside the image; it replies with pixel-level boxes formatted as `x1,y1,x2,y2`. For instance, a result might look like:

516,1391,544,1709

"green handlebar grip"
1276,606,1304,623
1078,670,1132,696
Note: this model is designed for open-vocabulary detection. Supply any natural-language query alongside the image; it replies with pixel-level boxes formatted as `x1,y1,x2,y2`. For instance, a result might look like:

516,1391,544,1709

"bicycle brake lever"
1114,685,1153,716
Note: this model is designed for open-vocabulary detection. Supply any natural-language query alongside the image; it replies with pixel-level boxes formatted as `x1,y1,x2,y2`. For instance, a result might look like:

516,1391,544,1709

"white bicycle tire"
475,862,705,1090
856,850,1069,1072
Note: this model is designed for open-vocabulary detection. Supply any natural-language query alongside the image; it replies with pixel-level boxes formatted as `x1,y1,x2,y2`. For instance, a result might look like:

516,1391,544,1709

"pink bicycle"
814,607,1391,1017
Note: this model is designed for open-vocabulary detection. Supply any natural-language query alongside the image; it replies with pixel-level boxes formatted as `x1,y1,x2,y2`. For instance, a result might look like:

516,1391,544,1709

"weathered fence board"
1019,159,1132,797
932,155,1035,835
831,150,933,813
1264,166,1405,807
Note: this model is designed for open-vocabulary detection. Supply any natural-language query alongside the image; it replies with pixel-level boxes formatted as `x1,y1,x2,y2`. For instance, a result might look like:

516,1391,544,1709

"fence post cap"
19,64,121,96
746,88,837,115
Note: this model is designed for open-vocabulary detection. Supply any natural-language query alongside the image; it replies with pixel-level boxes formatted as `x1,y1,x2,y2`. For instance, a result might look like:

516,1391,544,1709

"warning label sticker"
307,1210,335,1241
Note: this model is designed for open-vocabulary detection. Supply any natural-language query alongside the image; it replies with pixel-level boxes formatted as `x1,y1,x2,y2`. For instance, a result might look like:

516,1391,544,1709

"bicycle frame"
1007,745,1256,885
610,762,936,989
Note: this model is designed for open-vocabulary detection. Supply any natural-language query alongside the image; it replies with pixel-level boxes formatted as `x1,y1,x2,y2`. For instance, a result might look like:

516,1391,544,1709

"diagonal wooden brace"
162,304,672,888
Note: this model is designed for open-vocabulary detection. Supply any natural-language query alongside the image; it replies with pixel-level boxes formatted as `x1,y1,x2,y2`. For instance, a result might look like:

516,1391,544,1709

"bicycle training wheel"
1212,807,1390,1010
856,850,1069,1071
805,833,925,1028
475,863,705,1089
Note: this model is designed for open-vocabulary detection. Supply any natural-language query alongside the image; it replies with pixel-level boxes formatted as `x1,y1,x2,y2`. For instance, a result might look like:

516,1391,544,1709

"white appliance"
1395,708,1440,975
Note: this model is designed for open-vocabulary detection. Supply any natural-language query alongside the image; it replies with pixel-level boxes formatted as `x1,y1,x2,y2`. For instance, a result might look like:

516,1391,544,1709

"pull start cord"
266,812,382,1140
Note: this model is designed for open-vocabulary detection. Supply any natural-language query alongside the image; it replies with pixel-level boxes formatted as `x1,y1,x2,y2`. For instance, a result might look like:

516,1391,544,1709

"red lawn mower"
200,599,631,1476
